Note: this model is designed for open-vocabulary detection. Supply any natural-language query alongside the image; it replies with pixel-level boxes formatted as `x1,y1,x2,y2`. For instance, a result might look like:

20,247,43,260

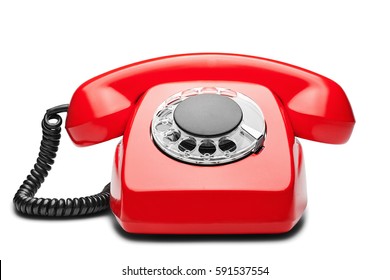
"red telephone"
14,53,355,234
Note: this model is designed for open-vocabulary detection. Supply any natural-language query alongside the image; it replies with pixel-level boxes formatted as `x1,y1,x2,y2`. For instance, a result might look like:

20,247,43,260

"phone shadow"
109,213,306,242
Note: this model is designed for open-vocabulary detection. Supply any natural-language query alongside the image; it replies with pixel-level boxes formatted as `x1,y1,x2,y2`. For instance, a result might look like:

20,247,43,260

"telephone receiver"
14,53,355,234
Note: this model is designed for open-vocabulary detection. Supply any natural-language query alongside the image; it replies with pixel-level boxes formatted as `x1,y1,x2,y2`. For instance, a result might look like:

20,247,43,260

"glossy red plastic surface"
110,81,307,234
65,53,355,146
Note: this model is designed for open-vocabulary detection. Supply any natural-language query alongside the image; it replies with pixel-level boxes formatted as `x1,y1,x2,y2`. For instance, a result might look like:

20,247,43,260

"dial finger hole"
218,138,237,152
181,88,198,98
178,137,197,152
157,109,172,118
220,89,237,97
155,119,173,132
200,87,218,94
199,140,216,155
166,95,181,105
163,129,181,143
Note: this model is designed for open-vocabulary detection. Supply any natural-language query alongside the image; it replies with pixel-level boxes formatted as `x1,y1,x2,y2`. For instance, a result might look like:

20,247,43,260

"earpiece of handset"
65,53,354,146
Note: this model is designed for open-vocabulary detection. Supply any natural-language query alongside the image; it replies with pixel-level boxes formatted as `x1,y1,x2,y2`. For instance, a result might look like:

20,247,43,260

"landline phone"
14,53,355,234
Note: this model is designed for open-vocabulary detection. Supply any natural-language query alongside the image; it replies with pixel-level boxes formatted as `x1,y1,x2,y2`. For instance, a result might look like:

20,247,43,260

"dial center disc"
173,94,243,137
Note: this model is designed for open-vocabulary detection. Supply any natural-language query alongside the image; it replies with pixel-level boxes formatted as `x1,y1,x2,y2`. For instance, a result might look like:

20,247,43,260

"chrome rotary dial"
151,87,266,165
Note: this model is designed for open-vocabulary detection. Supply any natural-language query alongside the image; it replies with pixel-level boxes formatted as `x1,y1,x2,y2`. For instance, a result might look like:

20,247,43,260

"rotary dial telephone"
14,53,355,234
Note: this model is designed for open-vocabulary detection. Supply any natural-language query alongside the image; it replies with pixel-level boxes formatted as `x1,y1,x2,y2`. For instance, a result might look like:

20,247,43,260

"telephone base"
110,81,307,234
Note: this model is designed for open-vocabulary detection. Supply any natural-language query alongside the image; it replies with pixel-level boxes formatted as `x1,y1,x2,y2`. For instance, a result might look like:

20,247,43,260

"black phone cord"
13,104,111,217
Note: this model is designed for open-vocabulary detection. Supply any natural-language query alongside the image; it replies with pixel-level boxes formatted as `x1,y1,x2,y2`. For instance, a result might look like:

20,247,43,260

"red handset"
66,53,354,146
15,54,355,234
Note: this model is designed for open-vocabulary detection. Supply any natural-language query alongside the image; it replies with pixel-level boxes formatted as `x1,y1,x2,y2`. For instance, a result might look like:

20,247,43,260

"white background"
1,1,389,279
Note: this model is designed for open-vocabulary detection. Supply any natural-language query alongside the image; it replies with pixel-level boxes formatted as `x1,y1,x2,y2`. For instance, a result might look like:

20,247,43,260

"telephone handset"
14,53,355,234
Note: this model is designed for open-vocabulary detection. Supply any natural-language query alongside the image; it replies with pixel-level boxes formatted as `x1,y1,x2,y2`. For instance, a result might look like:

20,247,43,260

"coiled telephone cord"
13,105,111,217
